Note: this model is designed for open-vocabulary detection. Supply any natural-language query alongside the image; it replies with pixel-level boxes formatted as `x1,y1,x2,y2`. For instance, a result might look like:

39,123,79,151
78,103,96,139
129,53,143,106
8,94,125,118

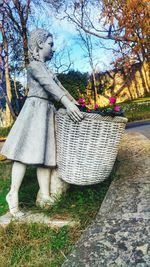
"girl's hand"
67,102,84,122
61,96,84,122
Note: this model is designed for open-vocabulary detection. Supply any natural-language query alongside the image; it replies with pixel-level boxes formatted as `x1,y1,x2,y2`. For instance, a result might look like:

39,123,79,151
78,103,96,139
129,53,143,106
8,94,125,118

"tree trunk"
4,57,16,125
2,19,16,126
21,22,29,96
139,68,150,96
13,69,19,99
142,62,150,93
127,86,133,100
22,24,29,68
91,70,97,105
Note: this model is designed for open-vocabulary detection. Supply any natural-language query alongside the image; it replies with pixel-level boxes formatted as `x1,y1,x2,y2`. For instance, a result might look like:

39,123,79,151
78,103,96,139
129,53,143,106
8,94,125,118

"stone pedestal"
0,211,79,228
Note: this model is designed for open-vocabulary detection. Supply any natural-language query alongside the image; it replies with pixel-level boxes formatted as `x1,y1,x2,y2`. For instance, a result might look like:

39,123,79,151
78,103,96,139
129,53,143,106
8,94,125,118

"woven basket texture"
56,109,128,185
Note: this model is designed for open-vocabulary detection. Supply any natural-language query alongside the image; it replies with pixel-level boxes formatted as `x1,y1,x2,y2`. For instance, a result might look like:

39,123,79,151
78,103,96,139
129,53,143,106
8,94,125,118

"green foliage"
10,79,25,115
95,73,111,95
58,70,88,100
0,126,12,137
0,79,24,111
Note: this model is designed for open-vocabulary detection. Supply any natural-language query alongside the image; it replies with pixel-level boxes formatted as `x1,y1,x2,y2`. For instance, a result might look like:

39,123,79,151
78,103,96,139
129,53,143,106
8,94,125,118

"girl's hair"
28,28,52,61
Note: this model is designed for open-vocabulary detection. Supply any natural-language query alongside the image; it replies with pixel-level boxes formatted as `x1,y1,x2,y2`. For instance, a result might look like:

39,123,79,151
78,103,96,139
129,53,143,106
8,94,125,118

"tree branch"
65,10,147,44
4,2,22,34
25,0,31,23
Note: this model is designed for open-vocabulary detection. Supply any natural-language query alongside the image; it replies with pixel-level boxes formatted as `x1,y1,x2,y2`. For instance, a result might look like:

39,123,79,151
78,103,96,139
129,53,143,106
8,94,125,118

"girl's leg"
36,167,69,208
36,167,51,198
50,168,69,196
36,167,54,207
6,161,26,216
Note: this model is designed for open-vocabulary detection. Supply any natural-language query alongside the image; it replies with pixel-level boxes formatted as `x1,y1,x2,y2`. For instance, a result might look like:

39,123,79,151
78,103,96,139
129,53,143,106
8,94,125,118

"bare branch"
4,2,22,34
25,0,31,22
51,47,73,74
65,10,141,43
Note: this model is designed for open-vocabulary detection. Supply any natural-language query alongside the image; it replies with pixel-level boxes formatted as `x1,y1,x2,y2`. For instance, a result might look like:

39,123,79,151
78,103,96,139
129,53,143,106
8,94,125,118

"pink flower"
78,98,85,104
109,97,116,105
87,109,91,112
82,103,86,107
114,105,121,112
94,104,99,109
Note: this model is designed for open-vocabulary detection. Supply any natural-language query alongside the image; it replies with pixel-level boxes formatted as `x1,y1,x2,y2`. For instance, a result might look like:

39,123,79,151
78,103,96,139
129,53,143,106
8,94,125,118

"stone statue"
1,28,83,218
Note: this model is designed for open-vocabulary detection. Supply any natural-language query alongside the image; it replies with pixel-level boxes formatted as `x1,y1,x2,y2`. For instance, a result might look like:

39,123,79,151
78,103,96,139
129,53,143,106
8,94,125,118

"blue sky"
0,2,116,74
29,3,116,73
51,29,115,73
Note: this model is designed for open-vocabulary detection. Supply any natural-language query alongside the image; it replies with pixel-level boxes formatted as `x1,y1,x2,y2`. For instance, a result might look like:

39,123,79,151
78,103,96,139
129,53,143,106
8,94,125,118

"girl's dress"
1,60,74,167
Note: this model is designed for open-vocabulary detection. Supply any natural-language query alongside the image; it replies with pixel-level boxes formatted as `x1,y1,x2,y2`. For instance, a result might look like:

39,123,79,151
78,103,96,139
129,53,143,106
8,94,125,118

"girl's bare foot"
36,192,55,208
6,191,25,218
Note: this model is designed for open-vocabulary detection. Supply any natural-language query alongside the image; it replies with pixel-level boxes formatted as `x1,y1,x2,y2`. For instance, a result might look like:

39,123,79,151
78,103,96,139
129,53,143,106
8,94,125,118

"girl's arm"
28,61,83,122
54,76,78,104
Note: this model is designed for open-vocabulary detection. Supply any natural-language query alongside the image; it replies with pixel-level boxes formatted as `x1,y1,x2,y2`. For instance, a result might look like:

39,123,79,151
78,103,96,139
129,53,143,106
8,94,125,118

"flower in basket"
78,98,86,104
114,105,121,112
77,98,88,112
81,103,86,107
76,97,125,117
94,104,99,109
109,96,116,105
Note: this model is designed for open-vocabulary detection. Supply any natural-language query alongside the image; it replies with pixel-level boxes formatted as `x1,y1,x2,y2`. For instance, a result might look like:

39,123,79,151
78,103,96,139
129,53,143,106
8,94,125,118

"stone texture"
126,123,150,139
62,133,150,267
0,211,79,228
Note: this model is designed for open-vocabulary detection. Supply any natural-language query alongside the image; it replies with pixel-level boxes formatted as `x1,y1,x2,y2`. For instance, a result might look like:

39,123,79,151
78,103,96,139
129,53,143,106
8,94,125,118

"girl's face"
41,36,55,61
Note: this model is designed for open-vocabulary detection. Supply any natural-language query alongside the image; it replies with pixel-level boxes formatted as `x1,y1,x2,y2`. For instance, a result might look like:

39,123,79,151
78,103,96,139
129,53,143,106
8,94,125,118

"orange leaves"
132,44,144,54
127,0,139,9
112,56,133,75
103,0,149,44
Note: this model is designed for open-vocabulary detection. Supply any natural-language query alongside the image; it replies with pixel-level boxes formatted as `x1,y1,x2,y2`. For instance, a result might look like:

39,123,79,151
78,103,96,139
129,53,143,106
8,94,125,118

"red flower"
114,105,121,112
109,97,116,105
78,98,85,104
94,104,99,109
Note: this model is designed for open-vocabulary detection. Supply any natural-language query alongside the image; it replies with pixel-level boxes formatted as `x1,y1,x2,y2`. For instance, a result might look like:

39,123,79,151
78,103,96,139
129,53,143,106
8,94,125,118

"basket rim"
57,108,128,123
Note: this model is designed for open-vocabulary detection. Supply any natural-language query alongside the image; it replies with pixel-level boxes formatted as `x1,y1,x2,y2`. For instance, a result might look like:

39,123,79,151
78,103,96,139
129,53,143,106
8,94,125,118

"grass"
0,223,76,267
119,97,150,122
0,162,113,266
125,109,150,122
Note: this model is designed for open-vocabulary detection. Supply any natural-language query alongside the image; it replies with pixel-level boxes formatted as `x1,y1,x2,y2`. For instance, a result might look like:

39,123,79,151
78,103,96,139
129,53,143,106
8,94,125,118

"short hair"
28,28,52,61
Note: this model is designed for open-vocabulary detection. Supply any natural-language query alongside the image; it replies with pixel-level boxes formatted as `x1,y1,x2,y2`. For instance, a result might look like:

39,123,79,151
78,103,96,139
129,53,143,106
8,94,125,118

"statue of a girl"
1,28,83,218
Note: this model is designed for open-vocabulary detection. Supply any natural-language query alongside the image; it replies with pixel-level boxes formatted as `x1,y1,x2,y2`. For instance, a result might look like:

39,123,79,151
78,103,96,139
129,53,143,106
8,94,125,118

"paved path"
126,123,150,139
62,133,150,267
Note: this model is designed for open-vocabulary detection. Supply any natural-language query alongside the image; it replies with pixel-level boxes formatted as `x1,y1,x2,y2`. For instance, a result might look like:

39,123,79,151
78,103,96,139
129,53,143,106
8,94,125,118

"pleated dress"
1,60,74,167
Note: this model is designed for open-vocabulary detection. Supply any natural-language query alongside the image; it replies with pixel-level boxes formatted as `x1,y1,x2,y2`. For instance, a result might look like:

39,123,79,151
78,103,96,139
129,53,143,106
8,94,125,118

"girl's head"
28,28,54,62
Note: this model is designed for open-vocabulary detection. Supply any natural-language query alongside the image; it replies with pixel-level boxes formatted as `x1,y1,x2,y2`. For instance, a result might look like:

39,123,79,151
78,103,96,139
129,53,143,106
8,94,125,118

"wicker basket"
56,109,128,185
